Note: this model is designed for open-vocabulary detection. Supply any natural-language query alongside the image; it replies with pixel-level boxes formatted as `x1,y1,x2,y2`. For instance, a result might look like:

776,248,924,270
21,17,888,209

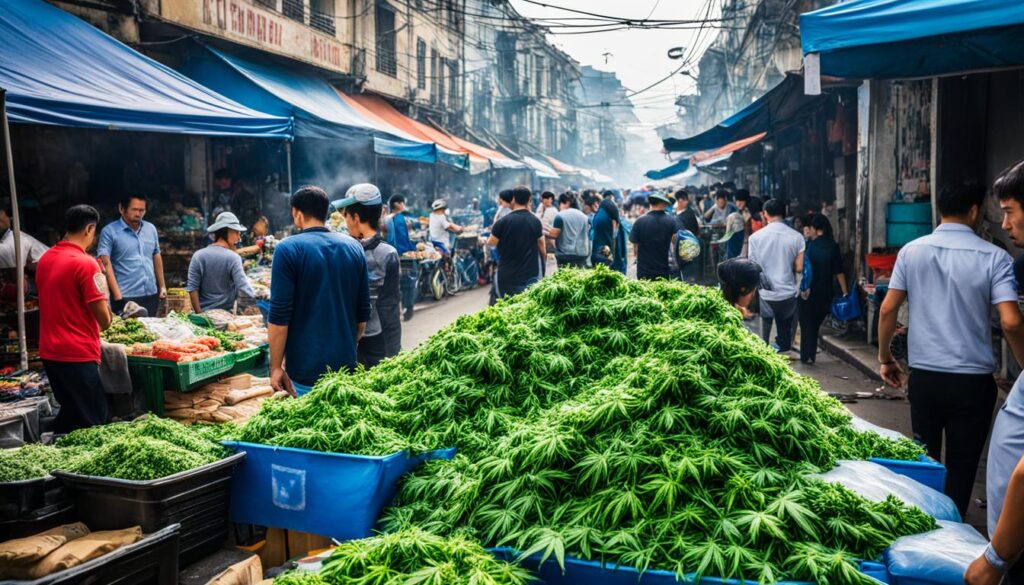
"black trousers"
112,294,159,317
760,297,798,351
43,360,109,433
798,296,831,363
908,368,997,516
555,254,587,269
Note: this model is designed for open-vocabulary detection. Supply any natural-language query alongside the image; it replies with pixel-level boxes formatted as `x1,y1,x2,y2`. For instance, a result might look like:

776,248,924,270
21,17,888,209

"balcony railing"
282,0,304,22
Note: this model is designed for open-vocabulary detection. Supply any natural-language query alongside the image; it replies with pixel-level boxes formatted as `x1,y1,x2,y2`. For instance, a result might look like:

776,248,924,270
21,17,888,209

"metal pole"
1,90,27,371
285,141,293,194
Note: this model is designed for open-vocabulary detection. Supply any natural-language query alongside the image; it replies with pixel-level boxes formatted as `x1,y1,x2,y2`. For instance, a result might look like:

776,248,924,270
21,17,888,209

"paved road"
398,278,988,531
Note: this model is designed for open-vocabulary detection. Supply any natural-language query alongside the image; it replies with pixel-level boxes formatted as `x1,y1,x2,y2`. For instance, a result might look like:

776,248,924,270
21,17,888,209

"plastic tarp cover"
885,520,987,584
800,0,1024,79
814,460,961,522
645,159,690,181
0,0,291,137
849,414,908,442
523,156,560,179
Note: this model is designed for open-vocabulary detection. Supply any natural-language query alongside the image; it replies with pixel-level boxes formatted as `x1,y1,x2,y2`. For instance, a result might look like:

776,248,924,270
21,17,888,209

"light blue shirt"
988,375,1024,535
889,223,1017,374
97,218,160,298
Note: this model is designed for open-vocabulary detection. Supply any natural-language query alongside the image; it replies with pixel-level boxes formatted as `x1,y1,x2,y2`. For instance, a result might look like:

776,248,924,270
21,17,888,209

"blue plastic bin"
491,549,887,584
222,441,455,539
870,455,946,493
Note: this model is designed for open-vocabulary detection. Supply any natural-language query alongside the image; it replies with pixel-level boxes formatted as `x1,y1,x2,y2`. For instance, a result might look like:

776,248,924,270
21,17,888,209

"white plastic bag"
813,460,960,522
886,520,987,585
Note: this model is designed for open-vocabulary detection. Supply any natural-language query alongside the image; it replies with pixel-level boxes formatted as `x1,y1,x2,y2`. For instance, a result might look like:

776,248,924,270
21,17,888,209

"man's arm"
548,227,562,239
965,455,1024,585
487,234,499,247
793,250,805,275
268,323,294,396
99,256,123,301
877,288,907,387
837,273,849,296
88,299,112,331
997,301,1024,368
153,253,166,298
537,236,545,259
356,322,366,341
188,290,202,314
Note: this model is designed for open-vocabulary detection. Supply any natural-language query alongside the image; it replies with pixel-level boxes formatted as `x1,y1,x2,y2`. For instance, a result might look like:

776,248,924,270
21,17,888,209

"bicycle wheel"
431,268,446,301
446,260,462,296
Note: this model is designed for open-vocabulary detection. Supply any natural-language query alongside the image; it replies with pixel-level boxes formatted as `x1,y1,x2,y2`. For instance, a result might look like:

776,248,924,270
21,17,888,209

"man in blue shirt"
97,194,165,317
878,182,1024,518
268,186,371,396
384,194,417,322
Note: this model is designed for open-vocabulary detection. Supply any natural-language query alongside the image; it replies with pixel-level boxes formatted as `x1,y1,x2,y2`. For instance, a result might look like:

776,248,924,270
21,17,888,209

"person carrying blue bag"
797,214,848,364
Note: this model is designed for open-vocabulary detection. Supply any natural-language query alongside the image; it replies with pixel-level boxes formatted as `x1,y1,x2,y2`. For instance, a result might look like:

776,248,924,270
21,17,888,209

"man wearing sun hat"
186,211,255,313
428,198,463,255
628,191,678,280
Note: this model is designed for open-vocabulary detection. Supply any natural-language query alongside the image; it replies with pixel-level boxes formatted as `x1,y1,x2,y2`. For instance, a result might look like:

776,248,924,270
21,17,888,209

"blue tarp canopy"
662,74,824,153
644,159,690,180
183,44,439,164
0,0,291,138
801,0,1024,79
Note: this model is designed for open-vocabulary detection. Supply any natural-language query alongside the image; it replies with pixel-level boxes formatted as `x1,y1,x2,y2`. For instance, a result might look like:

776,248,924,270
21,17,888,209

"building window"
448,60,459,110
416,38,427,90
446,0,462,33
535,55,544,95
431,49,439,103
438,57,447,108
310,0,335,36
375,1,397,77
282,0,304,22
255,0,277,9
549,67,558,97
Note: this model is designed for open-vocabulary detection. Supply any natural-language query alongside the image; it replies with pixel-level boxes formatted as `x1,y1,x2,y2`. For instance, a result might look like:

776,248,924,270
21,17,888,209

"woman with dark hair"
797,214,848,364
718,258,771,319
591,198,620,268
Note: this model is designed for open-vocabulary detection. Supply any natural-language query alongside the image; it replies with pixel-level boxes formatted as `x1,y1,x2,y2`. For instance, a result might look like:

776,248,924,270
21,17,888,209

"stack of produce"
238,268,935,584
274,529,531,585
198,310,267,346
164,373,283,424
100,317,157,345
126,338,226,362
0,416,228,482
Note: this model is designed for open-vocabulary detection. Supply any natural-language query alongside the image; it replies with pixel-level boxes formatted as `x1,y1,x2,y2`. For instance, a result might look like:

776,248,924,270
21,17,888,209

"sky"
508,0,723,166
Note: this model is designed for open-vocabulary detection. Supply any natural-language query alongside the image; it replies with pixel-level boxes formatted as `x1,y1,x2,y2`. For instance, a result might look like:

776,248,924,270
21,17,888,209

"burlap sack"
225,386,273,406
207,555,263,585
25,526,142,579
0,522,89,569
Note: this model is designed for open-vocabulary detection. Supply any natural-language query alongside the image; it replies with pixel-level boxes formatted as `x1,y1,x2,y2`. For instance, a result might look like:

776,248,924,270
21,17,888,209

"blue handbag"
831,289,862,322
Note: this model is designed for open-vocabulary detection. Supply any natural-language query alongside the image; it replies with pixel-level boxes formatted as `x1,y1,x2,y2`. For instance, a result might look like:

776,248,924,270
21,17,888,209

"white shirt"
428,213,451,243
889,223,1017,374
0,229,48,269
747,220,805,302
536,205,558,230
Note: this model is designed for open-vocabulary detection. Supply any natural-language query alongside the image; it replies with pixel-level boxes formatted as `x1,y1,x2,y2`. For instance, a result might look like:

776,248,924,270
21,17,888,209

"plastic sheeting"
0,0,291,138
886,520,987,584
801,0,1024,79
849,414,908,442
814,460,961,522
645,159,690,181
663,75,825,153
523,156,560,179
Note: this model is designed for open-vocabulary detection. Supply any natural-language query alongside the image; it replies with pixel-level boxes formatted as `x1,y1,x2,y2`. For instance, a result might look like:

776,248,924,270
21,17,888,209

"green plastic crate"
128,353,236,415
186,314,213,328
225,345,268,377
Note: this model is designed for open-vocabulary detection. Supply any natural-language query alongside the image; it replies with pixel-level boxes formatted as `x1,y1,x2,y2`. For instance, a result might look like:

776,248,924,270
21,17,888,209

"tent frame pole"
1,89,27,371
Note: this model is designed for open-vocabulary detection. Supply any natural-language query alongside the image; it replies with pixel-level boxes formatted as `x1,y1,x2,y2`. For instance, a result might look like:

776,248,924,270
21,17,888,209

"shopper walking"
537,191,559,257
879,182,1024,518
37,205,112,432
337,184,401,367
548,192,590,269
269,186,371,396
186,212,255,313
796,215,847,364
487,186,543,303
591,198,619,268
747,198,804,353
703,190,735,226
672,190,701,282
384,194,418,321
629,192,678,280
493,190,514,227
98,194,166,316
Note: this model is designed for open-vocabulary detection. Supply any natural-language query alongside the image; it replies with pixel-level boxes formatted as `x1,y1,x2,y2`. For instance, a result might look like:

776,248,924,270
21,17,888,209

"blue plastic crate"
491,549,888,584
870,455,946,493
222,441,455,540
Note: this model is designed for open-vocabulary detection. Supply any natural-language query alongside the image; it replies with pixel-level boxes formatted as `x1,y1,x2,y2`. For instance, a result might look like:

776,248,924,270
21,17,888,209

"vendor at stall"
37,205,112,432
0,206,49,271
335,184,401,367
429,199,464,254
717,258,772,319
186,212,255,313
269,186,371,397
237,216,269,258
98,194,166,317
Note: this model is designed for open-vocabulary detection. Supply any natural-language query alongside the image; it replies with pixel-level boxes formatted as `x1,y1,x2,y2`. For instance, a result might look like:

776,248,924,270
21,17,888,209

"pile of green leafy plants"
1,416,228,482
238,267,933,583
100,317,157,345
275,528,532,585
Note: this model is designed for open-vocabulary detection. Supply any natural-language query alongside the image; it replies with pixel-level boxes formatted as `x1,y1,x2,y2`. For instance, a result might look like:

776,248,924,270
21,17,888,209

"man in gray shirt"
747,198,804,352
186,212,255,313
879,181,1024,519
548,192,590,269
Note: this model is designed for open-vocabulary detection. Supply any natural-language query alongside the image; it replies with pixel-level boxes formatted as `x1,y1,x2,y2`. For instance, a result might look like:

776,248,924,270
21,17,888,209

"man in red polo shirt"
36,205,113,432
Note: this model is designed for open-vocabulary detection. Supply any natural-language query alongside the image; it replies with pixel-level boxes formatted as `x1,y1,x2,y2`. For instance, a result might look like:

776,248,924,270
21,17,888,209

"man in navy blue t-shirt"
269,186,371,396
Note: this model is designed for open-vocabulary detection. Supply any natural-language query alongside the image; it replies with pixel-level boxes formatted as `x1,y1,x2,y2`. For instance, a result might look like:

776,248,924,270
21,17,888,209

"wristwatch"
984,543,1009,573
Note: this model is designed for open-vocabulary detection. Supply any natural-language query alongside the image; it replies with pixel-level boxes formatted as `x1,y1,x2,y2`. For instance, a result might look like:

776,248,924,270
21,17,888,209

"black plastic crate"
0,502,76,542
0,475,68,522
10,523,181,585
52,452,244,566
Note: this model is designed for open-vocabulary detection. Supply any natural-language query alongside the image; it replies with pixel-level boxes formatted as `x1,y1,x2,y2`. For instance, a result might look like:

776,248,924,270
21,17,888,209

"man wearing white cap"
186,212,255,313
334,184,402,366
428,199,463,255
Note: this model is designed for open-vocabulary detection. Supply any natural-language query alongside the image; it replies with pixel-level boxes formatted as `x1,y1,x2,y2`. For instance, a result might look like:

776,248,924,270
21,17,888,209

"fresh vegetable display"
1,416,228,482
127,339,226,362
238,268,933,583
277,529,532,585
100,317,157,345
